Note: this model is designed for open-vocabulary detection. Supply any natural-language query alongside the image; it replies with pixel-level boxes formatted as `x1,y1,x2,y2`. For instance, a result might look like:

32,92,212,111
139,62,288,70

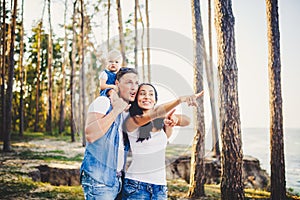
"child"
99,49,123,96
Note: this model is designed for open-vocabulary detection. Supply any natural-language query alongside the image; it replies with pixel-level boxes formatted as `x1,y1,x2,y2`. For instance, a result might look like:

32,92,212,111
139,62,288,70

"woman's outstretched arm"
126,91,203,132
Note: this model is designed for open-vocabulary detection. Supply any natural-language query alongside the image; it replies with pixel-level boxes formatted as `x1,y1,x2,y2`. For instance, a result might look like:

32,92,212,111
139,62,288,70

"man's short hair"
116,67,138,80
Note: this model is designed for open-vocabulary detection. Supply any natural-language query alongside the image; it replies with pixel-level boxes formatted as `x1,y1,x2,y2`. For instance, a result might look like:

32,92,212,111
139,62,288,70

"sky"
23,0,300,129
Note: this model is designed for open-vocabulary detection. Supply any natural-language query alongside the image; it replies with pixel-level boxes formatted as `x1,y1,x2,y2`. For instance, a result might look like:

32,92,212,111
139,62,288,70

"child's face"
107,57,122,72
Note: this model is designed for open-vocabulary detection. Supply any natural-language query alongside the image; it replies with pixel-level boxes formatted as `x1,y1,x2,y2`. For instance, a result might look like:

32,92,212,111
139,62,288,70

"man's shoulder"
88,96,111,113
94,95,110,101
92,96,112,106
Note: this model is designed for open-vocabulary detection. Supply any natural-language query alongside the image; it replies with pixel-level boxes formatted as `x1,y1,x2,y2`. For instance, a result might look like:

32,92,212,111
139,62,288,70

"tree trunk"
107,0,110,51
137,1,145,82
265,0,286,199
34,21,42,132
116,0,126,66
80,0,86,146
214,0,244,199
145,0,150,82
46,0,53,134
208,0,220,158
188,0,205,198
70,0,77,142
3,0,17,152
19,0,24,137
1,0,6,140
59,0,68,134
134,0,138,69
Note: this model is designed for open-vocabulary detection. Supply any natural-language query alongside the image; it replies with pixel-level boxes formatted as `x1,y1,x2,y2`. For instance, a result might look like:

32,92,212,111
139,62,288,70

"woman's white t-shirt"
125,128,168,185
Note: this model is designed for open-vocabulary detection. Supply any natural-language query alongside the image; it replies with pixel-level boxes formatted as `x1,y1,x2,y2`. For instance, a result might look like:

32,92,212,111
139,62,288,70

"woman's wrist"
178,96,185,103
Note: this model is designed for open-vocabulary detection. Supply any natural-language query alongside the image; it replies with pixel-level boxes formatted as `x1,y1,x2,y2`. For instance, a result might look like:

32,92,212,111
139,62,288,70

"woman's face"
137,85,157,110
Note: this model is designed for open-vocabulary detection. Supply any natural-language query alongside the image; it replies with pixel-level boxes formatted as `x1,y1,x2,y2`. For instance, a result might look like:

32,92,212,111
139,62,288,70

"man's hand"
110,95,130,114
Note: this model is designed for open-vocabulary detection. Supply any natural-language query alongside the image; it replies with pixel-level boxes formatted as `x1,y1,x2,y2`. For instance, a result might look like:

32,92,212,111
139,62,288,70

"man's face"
116,73,139,102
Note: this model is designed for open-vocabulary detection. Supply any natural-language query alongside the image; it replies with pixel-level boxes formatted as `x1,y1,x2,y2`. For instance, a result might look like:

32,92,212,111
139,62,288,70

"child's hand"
110,89,119,102
111,85,119,93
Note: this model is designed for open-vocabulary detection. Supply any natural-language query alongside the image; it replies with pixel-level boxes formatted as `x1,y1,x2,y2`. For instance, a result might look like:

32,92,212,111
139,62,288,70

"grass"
0,171,84,200
168,179,300,199
10,131,82,143
17,150,83,162
1,132,300,199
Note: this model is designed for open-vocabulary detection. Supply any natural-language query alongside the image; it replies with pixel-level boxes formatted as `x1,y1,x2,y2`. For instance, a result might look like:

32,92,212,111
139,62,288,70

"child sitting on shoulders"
99,49,122,96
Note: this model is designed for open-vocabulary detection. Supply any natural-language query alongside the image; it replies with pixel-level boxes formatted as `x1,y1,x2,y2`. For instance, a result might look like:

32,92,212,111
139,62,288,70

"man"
80,67,139,199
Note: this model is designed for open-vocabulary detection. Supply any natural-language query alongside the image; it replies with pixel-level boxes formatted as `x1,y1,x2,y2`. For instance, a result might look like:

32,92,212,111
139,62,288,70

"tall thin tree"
19,0,25,137
207,0,220,158
134,0,138,69
107,0,111,50
214,0,244,199
59,0,68,134
3,0,17,152
137,1,145,81
145,0,150,82
188,0,205,197
1,0,6,140
34,21,42,132
46,0,53,134
116,0,126,66
80,0,86,146
265,0,286,199
70,0,78,142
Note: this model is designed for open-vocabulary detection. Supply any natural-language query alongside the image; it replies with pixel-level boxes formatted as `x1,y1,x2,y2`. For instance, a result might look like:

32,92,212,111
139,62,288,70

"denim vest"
100,70,117,96
80,105,130,187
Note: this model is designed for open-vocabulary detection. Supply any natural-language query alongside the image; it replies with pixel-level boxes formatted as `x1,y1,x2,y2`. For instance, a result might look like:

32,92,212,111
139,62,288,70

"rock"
28,169,41,182
34,164,80,186
167,154,270,190
242,155,269,190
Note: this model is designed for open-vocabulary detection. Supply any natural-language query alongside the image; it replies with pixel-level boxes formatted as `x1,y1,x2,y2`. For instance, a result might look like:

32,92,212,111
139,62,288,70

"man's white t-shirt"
87,96,128,172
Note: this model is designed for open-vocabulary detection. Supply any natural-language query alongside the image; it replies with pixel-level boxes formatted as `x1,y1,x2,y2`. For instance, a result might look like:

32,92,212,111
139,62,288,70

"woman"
122,83,203,200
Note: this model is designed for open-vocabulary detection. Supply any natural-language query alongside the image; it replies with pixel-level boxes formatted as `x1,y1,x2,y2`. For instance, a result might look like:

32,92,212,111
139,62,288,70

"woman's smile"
137,85,157,110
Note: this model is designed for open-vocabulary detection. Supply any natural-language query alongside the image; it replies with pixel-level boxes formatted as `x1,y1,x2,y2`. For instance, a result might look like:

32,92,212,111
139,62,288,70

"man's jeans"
122,178,167,200
81,171,122,200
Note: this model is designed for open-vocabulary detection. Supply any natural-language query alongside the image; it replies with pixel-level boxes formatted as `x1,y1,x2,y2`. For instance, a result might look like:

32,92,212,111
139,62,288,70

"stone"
166,154,270,190
35,164,80,186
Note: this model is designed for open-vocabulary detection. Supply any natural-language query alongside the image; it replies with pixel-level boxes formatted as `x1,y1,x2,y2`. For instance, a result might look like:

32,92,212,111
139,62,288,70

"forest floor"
0,132,299,200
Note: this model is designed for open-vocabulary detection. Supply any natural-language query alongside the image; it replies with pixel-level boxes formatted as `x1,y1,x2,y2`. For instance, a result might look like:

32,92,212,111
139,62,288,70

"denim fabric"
80,104,130,188
80,112,120,187
104,69,117,85
122,178,168,200
100,70,117,96
81,171,122,200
